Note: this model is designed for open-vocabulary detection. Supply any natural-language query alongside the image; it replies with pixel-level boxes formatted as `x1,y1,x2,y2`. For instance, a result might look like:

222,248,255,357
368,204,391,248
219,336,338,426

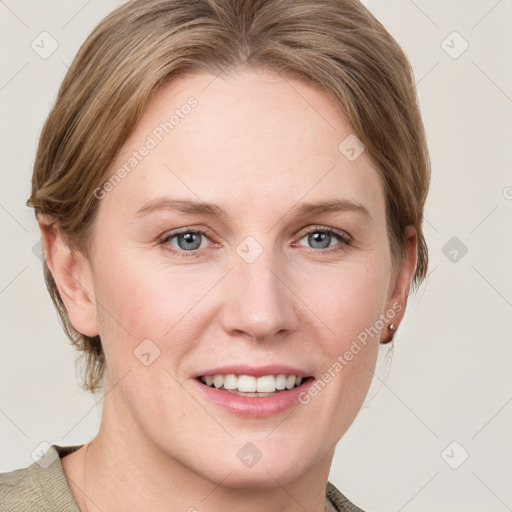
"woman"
1,0,430,510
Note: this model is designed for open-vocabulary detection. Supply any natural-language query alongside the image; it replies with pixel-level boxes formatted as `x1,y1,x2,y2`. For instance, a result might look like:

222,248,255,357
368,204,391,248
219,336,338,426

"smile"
197,373,306,395
193,372,315,417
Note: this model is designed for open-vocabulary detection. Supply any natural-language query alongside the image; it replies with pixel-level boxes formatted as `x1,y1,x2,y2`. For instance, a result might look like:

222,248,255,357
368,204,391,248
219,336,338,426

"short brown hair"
27,0,431,394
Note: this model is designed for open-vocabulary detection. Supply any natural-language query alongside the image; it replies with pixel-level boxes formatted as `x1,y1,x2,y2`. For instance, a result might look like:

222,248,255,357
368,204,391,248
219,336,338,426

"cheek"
94,254,184,333
301,259,390,346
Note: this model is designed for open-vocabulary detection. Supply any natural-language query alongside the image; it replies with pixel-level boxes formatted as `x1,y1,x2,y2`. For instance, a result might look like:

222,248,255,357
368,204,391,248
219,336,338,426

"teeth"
238,375,256,392
199,373,305,393
223,374,238,390
213,375,224,389
256,375,275,393
275,374,287,390
285,375,296,389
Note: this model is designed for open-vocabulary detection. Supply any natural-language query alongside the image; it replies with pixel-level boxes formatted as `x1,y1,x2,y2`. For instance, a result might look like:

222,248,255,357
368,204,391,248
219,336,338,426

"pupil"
310,232,330,249
179,232,201,250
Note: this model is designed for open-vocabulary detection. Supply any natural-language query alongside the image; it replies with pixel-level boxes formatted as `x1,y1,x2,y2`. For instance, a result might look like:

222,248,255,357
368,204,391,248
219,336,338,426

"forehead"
101,69,385,222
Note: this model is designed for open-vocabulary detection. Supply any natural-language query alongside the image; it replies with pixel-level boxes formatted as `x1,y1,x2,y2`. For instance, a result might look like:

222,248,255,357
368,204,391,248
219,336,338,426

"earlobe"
38,214,99,338
381,225,418,343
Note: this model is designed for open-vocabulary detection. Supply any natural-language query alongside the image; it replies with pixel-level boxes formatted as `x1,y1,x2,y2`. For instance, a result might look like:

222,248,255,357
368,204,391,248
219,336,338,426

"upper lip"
193,364,313,379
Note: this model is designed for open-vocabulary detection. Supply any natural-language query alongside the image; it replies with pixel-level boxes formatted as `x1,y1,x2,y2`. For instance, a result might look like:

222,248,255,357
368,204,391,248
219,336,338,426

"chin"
210,460,308,489
193,442,314,488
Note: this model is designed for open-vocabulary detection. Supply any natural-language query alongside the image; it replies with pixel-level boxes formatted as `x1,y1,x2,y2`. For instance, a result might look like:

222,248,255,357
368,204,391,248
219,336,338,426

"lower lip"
192,377,315,418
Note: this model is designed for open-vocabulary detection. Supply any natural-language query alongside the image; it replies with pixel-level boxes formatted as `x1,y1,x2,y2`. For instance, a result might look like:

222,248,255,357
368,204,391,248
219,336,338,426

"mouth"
191,365,316,417
196,374,314,397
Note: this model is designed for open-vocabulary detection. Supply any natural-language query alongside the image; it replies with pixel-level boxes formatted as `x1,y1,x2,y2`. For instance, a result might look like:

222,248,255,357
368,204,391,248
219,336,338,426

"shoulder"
0,444,83,512
326,480,366,512
0,463,41,511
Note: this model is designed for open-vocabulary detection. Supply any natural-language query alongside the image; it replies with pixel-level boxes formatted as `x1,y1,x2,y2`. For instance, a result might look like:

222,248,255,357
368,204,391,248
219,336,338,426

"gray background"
1,1,511,510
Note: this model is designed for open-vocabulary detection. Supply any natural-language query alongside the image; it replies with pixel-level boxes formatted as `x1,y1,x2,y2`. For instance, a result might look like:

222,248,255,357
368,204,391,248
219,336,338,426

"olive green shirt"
0,445,364,511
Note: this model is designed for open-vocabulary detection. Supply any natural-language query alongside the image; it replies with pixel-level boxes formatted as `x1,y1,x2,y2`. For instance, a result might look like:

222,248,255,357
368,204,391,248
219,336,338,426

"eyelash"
160,226,352,258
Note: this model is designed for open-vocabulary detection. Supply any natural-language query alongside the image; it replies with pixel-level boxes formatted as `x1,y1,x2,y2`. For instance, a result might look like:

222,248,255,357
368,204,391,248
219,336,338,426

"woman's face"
69,69,415,485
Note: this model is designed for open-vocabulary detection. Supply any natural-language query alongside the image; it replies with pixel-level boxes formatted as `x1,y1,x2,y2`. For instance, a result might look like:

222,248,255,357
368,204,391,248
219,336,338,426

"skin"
40,68,417,512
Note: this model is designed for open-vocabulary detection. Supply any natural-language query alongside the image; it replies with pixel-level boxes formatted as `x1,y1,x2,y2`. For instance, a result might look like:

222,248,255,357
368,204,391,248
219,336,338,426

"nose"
219,245,299,343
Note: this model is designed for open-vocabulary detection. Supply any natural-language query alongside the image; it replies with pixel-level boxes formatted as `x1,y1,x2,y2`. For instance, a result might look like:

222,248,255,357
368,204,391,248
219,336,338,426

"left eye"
296,228,349,251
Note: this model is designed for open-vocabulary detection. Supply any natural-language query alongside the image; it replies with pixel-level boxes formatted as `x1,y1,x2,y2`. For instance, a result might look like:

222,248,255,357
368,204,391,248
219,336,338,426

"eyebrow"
134,196,372,222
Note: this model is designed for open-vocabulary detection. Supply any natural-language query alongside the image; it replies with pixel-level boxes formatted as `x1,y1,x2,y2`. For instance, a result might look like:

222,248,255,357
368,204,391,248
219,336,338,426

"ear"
37,213,99,337
381,225,418,343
